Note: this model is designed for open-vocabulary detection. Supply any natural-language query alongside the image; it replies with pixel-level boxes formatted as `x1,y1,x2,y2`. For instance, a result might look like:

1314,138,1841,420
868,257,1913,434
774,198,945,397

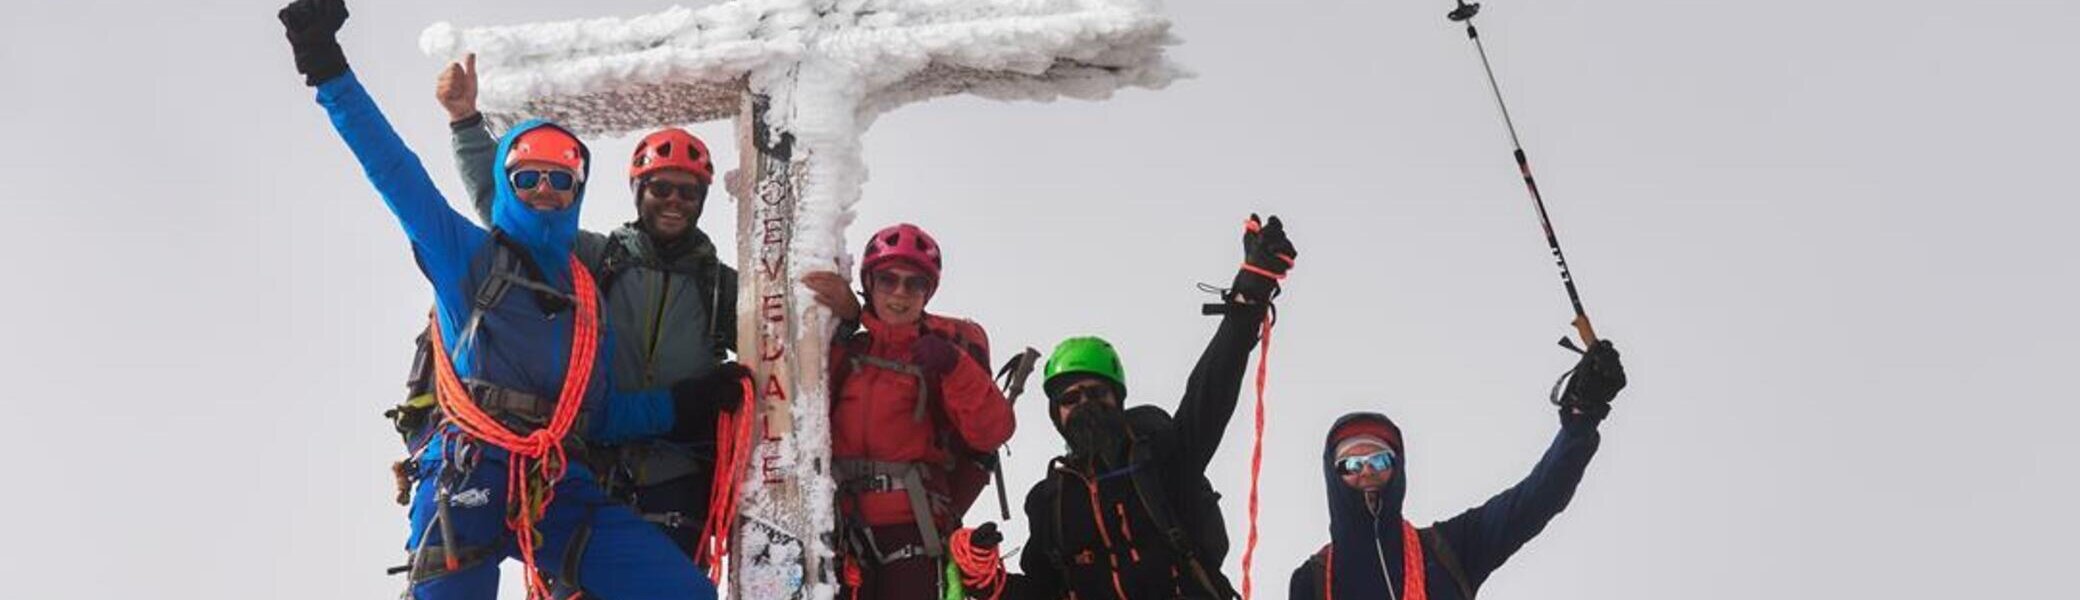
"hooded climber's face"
489,121,590,272
509,160,578,212
865,264,934,326
1322,413,1408,521
1334,440,1398,491
635,168,708,240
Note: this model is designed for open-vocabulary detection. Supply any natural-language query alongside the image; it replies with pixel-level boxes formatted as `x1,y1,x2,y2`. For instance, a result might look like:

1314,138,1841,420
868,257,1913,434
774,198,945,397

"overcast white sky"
3,0,2077,597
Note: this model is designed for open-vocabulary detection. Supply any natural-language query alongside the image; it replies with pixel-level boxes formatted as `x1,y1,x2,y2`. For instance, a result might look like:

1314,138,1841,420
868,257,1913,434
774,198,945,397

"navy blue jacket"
1289,411,1601,600
313,72,674,458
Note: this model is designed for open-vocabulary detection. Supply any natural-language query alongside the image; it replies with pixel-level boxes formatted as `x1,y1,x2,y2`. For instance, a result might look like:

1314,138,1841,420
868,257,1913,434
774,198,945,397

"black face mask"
1062,400,1130,466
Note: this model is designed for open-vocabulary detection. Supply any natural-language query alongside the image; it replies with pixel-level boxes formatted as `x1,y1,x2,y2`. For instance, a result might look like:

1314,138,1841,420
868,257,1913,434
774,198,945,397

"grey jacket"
452,116,739,395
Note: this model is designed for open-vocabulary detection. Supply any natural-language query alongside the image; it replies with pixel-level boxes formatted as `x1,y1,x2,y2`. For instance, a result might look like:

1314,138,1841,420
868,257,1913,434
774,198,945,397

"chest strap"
458,379,590,440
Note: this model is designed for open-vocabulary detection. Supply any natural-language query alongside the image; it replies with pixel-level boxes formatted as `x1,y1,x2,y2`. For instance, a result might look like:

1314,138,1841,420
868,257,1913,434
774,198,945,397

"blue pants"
407,454,717,600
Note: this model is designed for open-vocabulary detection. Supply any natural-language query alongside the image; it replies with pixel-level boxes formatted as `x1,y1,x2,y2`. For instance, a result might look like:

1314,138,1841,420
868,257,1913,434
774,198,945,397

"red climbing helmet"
506,126,588,177
629,128,714,183
860,223,943,281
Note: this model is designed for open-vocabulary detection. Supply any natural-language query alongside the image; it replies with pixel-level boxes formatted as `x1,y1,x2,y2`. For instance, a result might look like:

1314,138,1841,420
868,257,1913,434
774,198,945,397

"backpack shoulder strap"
952,317,990,366
1045,458,1073,572
456,234,518,353
458,230,575,353
1123,442,1236,599
593,231,636,294
1420,527,1477,599
1309,544,1333,600
829,330,870,393
706,261,733,360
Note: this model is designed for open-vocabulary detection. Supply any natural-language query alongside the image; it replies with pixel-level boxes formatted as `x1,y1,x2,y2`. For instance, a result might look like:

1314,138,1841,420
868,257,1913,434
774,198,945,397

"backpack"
1121,405,1236,600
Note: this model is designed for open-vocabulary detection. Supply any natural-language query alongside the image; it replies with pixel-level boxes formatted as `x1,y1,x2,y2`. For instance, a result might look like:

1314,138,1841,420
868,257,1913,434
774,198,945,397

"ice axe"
988,347,1043,520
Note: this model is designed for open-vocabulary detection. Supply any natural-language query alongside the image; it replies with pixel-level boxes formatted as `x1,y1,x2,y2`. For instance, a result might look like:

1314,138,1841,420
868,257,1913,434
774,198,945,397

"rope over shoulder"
426,254,600,600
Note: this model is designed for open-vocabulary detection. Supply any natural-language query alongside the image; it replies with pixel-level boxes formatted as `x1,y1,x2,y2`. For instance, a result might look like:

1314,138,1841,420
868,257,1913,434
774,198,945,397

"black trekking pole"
990,348,1043,520
1446,1,1600,349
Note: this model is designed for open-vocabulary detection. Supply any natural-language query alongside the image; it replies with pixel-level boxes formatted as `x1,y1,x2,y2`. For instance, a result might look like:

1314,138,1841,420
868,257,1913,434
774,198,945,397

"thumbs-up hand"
436,53,479,123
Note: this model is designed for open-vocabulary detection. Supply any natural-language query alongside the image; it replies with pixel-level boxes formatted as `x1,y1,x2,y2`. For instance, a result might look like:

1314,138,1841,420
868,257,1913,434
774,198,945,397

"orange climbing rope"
950,527,1006,600
426,255,599,600
1239,214,1292,600
1321,520,1427,600
699,375,758,581
1241,315,1274,600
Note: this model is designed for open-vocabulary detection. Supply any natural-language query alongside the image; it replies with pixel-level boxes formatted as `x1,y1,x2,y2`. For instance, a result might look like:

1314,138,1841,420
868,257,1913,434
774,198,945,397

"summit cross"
420,1,1184,597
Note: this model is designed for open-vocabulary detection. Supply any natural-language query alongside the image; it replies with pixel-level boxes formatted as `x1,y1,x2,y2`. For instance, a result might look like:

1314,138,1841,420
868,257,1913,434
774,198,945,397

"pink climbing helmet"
860,223,943,281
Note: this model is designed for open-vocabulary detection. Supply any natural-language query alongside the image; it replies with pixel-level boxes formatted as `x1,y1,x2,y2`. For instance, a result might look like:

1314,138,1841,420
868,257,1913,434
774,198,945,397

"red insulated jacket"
831,311,1016,528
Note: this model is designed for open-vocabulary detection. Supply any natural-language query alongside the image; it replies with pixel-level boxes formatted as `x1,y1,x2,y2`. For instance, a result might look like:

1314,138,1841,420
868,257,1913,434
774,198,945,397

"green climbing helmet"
1044,336,1127,400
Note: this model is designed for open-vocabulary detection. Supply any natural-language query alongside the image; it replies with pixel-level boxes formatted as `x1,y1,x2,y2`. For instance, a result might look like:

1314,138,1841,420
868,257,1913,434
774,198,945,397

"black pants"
629,473,714,567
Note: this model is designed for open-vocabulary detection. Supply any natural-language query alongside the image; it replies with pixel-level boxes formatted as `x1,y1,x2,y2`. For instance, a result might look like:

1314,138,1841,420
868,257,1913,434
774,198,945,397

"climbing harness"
424,253,601,600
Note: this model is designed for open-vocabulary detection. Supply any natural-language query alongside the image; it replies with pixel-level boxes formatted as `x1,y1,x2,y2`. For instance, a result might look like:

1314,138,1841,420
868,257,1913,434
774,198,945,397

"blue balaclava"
491,119,591,287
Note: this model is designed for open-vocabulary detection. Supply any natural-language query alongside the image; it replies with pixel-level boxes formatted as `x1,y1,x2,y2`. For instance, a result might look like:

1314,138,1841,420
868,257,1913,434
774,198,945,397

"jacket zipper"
644,273,672,385
1375,529,1398,600
1368,499,1399,600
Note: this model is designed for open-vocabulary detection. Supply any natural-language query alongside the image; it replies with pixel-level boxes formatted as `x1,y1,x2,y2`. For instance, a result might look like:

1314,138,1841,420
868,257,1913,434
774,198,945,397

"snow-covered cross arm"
419,0,1184,137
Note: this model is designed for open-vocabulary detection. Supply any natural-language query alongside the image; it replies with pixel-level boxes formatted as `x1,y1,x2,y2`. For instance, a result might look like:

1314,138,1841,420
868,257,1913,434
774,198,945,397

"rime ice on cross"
420,1,1182,597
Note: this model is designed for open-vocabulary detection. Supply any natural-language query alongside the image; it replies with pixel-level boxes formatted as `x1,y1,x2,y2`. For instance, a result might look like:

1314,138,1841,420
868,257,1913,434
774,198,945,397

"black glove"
952,521,1008,592
969,521,1004,549
1229,214,1298,304
278,0,350,86
1557,340,1626,421
668,363,752,441
913,334,965,378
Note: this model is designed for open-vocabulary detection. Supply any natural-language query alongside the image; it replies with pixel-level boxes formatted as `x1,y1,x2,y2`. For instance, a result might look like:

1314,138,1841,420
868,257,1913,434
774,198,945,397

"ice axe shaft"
990,348,1043,520
1446,0,1601,349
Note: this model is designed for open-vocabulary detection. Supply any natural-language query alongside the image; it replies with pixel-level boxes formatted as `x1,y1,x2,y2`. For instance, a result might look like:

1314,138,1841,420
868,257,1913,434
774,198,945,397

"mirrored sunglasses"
1334,450,1397,476
511,169,576,192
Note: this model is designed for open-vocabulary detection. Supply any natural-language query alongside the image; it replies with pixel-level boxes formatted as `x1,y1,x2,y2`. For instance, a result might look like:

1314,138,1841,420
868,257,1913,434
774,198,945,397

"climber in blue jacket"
279,0,725,597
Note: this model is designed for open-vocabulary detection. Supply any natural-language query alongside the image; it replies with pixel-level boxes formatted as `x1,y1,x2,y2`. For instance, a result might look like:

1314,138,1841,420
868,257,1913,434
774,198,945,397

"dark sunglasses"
870,270,935,295
1334,451,1397,476
1054,384,1114,410
642,180,707,201
511,169,577,192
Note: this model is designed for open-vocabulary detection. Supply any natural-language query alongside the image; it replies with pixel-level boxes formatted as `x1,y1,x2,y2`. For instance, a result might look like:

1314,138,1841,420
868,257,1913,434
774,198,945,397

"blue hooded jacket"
313,71,674,454
1290,411,1602,599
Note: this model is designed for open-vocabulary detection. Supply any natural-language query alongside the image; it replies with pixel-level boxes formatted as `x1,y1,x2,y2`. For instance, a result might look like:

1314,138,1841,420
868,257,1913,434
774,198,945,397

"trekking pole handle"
1448,1,1482,22
1572,313,1599,349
